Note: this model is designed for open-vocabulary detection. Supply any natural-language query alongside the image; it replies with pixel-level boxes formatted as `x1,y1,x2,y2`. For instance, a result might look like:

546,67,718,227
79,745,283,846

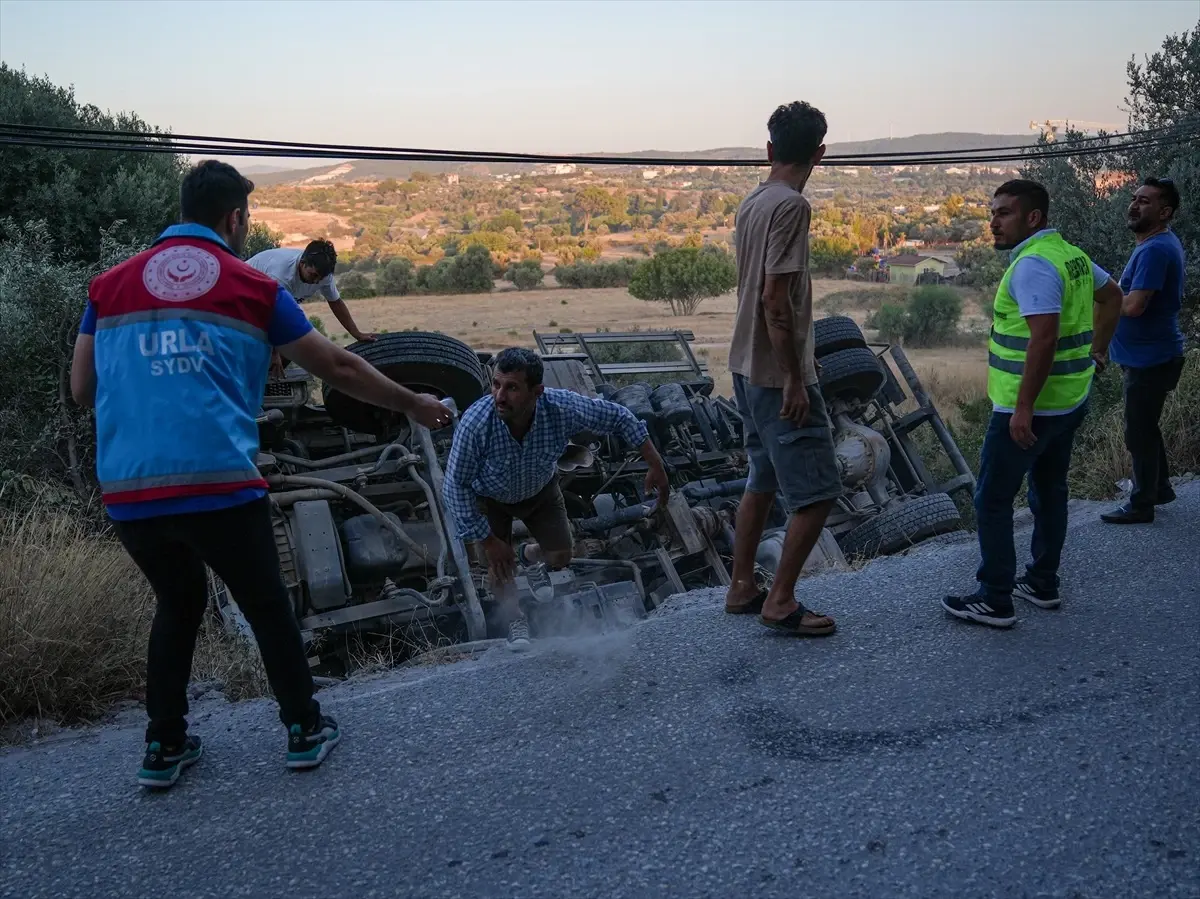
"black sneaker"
1156,485,1177,506
941,593,1016,628
137,735,203,789
507,616,531,652
1012,576,1061,610
286,714,341,770
1100,503,1154,524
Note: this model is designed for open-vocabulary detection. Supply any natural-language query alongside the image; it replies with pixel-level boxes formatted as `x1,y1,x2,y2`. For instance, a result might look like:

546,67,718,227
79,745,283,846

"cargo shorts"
732,373,843,514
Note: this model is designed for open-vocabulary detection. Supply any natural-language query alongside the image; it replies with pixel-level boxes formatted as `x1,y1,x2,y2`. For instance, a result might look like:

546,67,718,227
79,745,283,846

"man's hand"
780,373,810,425
1090,347,1109,374
644,460,670,510
482,534,516,585
409,393,453,430
1009,406,1037,450
351,330,378,343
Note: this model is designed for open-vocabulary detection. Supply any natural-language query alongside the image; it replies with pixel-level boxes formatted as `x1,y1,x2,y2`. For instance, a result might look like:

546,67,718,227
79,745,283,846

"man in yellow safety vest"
941,179,1124,629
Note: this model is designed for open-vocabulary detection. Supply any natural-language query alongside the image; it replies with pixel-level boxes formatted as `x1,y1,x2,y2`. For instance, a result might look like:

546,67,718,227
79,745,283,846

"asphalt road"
2,484,1198,899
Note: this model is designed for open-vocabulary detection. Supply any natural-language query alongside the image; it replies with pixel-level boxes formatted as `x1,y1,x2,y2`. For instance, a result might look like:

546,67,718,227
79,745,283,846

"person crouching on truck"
246,238,376,376
70,159,452,790
442,347,671,651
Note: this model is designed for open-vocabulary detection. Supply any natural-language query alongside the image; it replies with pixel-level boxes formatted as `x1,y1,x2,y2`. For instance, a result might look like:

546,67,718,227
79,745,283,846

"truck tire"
838,492,965,558
814,315,868,358
323,332,487,434
817,346,887,403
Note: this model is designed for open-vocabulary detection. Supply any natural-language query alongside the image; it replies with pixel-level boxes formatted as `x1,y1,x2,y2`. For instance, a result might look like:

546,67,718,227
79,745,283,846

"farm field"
307,279,991,416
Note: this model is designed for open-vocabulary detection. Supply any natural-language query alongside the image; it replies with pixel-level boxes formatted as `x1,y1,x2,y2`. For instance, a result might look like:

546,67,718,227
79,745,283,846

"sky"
1,0,1197,167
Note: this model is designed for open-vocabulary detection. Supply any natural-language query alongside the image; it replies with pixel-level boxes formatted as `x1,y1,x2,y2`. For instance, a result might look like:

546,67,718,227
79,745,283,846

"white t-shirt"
246,248,340,303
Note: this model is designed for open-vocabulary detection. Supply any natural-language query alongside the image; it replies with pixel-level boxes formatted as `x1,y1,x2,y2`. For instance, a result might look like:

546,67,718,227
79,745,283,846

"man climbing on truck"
247,239,376,375
442,347,671,651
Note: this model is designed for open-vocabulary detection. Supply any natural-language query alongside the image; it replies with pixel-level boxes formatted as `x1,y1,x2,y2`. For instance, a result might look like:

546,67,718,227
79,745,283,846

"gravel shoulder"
2,485,1198,899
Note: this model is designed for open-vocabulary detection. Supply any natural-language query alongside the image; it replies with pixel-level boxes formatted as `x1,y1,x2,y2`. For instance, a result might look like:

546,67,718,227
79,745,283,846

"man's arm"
1119,244,1168,319
1091,277,1123,366
762,196,811,422
1014,312,1061,416
1006,258,1065,448
70,334,97,408
441,418,492,544
559,391,670,506
280,330,431,415
69,301,98,407
325,297,376,342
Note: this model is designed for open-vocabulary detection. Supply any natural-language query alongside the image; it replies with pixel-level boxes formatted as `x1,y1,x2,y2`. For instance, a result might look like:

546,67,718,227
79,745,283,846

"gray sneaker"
507,616,531,652
524,561,555,603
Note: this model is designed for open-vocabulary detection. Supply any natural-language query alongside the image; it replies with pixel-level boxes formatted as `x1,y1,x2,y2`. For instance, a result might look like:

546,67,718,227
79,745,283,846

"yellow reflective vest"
988,230,1095,412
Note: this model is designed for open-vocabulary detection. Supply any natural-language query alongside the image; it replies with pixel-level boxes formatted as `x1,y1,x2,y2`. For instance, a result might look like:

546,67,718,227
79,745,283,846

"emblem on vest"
142,245,221,302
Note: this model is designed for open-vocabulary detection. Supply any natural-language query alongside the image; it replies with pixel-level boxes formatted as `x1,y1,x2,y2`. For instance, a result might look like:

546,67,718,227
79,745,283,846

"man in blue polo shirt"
1100,178,1188,525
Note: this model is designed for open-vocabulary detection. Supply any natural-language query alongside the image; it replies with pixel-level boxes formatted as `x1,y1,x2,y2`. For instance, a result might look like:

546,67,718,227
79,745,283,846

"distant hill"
240,132,1038,186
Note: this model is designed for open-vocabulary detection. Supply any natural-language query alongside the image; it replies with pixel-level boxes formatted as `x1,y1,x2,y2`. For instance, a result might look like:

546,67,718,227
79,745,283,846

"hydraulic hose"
266,474,436,566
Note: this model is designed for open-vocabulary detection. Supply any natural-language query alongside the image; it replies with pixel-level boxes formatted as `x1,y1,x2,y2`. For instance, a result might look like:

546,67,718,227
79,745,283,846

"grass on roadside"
909,348,1200,510
0,495,269,739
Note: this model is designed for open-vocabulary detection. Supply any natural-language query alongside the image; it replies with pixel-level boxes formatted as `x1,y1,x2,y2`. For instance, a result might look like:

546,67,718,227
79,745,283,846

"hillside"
247,131,1036,186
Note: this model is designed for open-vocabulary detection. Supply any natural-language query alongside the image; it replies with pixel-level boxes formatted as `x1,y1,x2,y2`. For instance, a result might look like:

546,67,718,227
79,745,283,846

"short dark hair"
1143,177,1181,218
767,101,828,166
301,239,338,277
995,179,1050,223
493,347,543,388
180,160,254,230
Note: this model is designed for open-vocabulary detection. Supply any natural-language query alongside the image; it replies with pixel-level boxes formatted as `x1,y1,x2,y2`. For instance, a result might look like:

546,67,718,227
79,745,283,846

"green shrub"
868,303,909,342
338,271,376,299
552,258,639,289
377,257,415,296
905,286,963,347
628,244,737,316
505,259,544,291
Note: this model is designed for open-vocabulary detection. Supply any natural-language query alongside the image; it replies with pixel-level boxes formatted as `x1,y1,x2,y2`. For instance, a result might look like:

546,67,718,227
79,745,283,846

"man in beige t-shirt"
723,100,842,638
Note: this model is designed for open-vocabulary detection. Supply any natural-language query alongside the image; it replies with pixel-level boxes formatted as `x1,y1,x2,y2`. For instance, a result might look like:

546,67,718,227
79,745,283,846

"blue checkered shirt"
442,387,650,542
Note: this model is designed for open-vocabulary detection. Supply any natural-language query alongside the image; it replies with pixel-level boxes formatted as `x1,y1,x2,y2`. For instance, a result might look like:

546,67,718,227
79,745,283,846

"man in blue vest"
1101,178,1188,524
71,159,452,789
941,180,1124,629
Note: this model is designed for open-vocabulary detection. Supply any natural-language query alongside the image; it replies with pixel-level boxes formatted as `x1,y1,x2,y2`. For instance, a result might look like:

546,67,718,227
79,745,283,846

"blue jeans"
974,403,1089,597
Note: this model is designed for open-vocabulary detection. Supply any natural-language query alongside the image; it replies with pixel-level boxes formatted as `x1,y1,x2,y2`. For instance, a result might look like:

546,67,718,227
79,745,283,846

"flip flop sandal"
724,588,767,615
759,608,836,637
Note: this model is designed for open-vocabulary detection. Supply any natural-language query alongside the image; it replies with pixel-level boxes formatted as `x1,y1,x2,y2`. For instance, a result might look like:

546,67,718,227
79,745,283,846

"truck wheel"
323,332,488,433
814,315,868,358
838,493,965,558
817,346,887,403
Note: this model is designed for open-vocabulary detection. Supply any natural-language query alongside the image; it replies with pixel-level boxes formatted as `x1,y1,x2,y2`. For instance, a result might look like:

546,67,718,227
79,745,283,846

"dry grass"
1067,350,1200,499
0,496,269,739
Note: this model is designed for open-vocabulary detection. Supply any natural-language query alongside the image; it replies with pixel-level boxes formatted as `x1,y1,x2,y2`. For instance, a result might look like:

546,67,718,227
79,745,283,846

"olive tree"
628,244,737,316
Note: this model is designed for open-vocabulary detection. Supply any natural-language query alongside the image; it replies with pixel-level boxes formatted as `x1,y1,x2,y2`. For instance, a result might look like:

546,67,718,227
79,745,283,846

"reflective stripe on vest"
987,231,1096,412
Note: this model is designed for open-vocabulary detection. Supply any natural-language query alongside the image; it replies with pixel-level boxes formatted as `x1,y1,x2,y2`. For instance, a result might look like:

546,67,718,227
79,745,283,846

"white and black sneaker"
507,616,531,652
941,593,1016,628
1012,576,1061,610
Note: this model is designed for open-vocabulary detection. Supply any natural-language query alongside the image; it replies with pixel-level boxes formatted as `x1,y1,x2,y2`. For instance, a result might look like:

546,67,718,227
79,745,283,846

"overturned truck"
215,316,975,672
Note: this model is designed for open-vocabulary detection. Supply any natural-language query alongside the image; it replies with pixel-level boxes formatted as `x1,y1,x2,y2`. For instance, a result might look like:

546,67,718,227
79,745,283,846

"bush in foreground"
0,493,268,736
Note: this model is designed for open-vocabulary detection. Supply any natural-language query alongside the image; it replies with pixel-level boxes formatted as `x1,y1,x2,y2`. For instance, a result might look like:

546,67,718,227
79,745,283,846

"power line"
0,120,1194,169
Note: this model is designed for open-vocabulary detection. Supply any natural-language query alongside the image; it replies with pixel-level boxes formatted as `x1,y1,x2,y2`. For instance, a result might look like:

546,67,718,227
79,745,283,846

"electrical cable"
1,117,1195,165
0,118,1195,169
0,128,1194,170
